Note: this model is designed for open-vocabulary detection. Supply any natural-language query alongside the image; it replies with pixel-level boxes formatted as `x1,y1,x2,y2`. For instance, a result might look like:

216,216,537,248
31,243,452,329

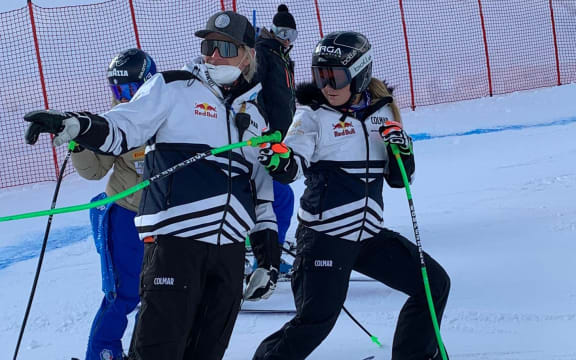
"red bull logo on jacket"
332,120,355,137
194,103,218,118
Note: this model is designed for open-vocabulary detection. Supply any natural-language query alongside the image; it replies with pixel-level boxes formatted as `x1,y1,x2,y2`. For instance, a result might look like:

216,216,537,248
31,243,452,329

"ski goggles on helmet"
271,25,298,43
312,66,352,90
201,39,240,58
109,81,142,101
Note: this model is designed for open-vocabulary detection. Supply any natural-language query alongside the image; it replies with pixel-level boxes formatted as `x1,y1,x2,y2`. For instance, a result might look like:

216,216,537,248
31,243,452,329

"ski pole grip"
390,143,401,156
68,140,78,151
249,131,282,147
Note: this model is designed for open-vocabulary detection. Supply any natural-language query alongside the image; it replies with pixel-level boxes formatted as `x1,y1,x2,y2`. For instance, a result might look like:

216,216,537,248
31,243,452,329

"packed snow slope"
1,84,575,360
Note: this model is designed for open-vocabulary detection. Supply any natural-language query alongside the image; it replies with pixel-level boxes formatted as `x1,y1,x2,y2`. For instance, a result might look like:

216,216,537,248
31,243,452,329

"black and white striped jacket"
74,61,277,245
285,83,415,241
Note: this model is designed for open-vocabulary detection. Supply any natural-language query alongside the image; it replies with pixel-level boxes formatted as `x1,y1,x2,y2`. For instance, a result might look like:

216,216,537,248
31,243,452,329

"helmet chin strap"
337,89,362,113
334,90,369,119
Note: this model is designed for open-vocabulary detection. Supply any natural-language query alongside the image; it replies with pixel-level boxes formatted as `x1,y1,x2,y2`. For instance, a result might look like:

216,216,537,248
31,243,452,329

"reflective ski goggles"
312,66,352,90
271,25,298,43
201,39,240,58
109,81,142,101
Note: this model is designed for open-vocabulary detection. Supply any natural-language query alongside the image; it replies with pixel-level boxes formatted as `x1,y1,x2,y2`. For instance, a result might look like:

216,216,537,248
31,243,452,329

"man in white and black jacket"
24,11,280,360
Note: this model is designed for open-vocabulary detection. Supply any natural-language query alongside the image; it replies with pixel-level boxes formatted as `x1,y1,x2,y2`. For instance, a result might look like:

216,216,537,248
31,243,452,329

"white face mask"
205,64,242,86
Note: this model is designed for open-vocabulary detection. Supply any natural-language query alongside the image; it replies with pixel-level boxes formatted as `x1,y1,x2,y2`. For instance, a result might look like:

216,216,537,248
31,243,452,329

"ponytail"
368,78,402,124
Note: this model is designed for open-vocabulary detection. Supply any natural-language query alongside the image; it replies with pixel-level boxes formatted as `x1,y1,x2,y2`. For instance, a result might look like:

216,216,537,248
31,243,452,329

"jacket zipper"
357,121,371,242
216,105,234,245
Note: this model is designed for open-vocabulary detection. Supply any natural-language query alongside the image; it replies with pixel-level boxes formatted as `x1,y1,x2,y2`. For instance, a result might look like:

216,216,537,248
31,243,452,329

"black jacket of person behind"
255,28,296,138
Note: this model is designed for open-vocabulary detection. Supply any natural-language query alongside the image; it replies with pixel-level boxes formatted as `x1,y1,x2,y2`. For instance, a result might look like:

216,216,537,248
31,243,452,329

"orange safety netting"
0,0,574,188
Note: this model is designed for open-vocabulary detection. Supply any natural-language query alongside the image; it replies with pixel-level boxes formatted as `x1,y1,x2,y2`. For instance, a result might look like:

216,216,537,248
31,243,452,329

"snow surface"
1,83,575,360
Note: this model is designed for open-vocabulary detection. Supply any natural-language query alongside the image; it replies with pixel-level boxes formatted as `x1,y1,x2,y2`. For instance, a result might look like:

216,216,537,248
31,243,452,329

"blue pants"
86,204,143,360
273,181,294,245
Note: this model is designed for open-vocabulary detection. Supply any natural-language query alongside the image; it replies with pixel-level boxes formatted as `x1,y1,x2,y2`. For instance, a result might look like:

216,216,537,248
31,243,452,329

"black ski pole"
389,144,447,360
13,142,74,360
282,247,382,347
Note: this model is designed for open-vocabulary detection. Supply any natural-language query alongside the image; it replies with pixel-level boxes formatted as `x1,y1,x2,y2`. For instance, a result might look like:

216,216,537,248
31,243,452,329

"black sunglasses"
201,39,239,58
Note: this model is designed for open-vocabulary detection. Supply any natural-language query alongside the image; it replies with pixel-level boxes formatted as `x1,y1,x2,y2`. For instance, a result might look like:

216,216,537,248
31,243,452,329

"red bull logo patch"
332,120,356,137
195,103,218,118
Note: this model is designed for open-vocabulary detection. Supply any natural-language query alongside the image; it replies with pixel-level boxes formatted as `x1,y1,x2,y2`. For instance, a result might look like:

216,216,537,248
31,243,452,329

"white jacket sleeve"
98,73,172,155
283,106,320,180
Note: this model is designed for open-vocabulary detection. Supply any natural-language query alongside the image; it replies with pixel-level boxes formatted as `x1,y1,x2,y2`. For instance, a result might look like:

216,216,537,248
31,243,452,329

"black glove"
243,266,278,301
258,142,298,184
379,120,412,155
258,142,292,171
250,229,281,271
24,110,84,146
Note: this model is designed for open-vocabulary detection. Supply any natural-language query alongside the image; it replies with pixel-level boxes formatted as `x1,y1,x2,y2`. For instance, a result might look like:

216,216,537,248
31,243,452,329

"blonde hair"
241,45,257,82
368,78,402,124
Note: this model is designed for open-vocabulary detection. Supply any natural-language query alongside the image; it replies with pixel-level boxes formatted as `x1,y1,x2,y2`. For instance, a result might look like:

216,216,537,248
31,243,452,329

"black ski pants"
128,235,245,360
253,226,450,360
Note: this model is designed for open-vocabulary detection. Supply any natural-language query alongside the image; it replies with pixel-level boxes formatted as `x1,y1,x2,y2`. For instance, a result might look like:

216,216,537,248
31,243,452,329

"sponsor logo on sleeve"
133,149,146,159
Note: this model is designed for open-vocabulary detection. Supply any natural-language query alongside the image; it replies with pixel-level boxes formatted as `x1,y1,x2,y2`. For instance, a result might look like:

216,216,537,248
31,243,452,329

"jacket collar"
182,57,225,98
257,28,291,55
182,57,262,110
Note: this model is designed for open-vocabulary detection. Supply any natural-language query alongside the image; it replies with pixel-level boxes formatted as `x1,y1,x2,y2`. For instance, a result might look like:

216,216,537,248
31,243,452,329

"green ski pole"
0,132,281,223
390,144,448,360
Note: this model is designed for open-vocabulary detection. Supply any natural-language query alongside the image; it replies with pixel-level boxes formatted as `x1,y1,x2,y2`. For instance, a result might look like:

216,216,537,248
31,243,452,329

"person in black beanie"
244,4,299,301
255,4,298,138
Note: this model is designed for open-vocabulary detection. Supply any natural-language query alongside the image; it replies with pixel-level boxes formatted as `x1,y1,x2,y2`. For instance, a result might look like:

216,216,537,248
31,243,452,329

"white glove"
53,117,81,146
243,267,278,301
